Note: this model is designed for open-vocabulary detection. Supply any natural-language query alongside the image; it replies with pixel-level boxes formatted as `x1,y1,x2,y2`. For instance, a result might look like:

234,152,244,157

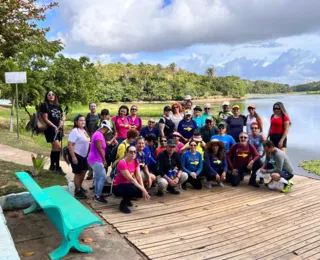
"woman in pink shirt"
112,145,150,214
172,131,184,154
112,105,130,143
127,105,142,133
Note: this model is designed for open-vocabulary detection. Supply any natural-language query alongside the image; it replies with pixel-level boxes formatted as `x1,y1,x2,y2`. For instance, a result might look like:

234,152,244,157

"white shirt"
246,115,257,135
68,128,90,158
170,114,184,131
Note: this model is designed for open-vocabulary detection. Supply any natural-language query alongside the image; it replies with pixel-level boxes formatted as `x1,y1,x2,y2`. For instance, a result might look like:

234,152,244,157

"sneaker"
168,187,180,195
126,200,133,207
55,167,66,176
80,186,88,193
86,173,93,180
49,165,55,171
120,200,131,214
156,190,164,197
181,182,187,190
94,195,108,203
89,185,95,190
249,182,260,188
206,183,212,189
218,182,224,187
74,189,87,199
281,182,293,193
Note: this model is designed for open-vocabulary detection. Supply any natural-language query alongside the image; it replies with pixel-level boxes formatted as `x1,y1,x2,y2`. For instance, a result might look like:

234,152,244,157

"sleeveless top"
170,114,184,131
248,133,263,155
246,115,257,135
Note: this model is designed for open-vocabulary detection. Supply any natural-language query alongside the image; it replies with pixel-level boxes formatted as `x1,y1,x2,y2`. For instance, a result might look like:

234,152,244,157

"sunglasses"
160,140,167,143
168,146,176,148
206,120,213,123
204,108,211,110
190,144,197,147
148,121,155,124
251,127,258,130
131,108,137,111
240,136,248,140
218,126,225,129
248,107,255,110
128,150,136,154
173,107,179,109
273,107,281,110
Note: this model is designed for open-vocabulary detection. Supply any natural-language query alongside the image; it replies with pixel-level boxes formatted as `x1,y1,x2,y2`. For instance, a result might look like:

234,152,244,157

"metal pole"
15,83,19,139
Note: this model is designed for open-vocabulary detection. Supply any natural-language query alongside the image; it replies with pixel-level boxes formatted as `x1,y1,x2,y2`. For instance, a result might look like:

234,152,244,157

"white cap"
204,103,211,108
184,95,192,100
99,120,113,132
222,101,230,106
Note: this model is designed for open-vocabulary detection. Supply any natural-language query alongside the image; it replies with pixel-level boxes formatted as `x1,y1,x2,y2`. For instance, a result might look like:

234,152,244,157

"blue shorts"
280,170,293,180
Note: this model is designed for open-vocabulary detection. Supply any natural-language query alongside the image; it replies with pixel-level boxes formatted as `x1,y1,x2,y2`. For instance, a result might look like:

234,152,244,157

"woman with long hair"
267,102,291,153
40,90,66,175
204,139,227,188
127,105,142,132
170,103,184,131
246,104,263,134
112,145,150,214
112,105,130,143
68,114,90,199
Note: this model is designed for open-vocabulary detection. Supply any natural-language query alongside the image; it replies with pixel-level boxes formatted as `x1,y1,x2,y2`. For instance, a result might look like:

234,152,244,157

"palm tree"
168,63,177,77
206,67,216,79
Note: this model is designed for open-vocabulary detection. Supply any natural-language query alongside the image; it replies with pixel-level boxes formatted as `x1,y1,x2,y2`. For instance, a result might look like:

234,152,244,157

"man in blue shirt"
177,111,198,142
210,122,236,152
140,118,160,147
193,106,205,129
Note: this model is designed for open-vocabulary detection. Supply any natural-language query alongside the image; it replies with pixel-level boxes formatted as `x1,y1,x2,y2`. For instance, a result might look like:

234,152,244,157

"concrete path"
0,144,144,260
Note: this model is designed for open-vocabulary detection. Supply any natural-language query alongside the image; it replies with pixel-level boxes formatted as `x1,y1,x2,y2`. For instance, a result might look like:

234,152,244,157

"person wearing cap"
140,118,160,147
181,139,203,190
177,111,198,142
172,131,184,153
156,139,188,196
87,120,114,203
184,100,194,114
170,103,184,131
226,105,247,142
193,105,205,129
210,121,236,152
216,101,233,123
200,116,218,143
114,129,140,165
246,104,263,135
159,106,175,139
226,132,261,187
180,131,206,159
204,139,228,188
202,103,213,121
68,114,90,199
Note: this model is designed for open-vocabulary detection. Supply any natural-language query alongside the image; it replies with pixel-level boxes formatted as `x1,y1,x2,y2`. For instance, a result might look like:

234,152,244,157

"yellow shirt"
114,140,130,165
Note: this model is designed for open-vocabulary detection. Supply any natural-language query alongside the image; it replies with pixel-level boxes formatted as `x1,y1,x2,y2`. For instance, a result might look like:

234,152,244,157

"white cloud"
56,0,320,53
120,53,139,61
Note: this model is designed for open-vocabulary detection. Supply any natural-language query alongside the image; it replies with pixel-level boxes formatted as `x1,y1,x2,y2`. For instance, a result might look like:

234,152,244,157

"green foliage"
31,154,48,177
291,81,320,92
299,160,320,176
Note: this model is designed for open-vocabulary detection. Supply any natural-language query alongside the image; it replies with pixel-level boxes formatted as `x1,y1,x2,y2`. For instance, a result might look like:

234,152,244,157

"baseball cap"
99,120,113,132
167,139,177,147
232,104,240,109
204,103,211,109
218,121,227,128
164,106,171,111
184,95,192,100
185,110,193,116
205,116,214,122
194,105,202,111
222,101,230,106
247,104,256,109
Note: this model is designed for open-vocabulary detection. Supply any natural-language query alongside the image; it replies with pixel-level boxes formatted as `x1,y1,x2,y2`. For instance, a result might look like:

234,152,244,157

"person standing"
68,114,90,199
159,106,175,139
267,102,290,153
216,101,233,123
226,132,261,187
156,139,188,196
246,104,263,134
210,121,236,152
127,105,142,132
193,106,205,129
40,90,66,175
85,102,101,137
87,120,113,203
177,111,198,142
200,116,218,143
202,103,213,121
170,103,184,131
112,105,130,143
226,105,247,142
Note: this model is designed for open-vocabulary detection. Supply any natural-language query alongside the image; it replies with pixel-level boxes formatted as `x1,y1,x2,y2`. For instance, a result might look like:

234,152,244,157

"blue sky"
40,0,320,85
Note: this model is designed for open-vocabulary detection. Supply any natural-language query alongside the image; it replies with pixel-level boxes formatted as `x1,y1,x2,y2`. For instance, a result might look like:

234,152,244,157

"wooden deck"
89,175,320,260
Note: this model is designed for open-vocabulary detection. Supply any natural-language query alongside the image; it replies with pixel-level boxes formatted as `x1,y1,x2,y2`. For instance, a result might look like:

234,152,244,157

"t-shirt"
170,114,184,131
226,115,247,140
181,150,203,176
127,116,142,132
175,142,184,153
112,116,130,139
193,116,205,129
246,115,257,135
85,113,100,135
68,128,90,158
210,134,236,152
88,131,106,164
227,143,260,169
181,142,204,159
205,152,228,176
177,119,198,139
136,151,148,171
270,115,290,135
202,113,213,121
113,159,139,186
200,125,218,143
216,111,233,123
159,117,175,138
263,148,294,174
40,103,62,127
140,126,160,139
155,146,166,158
114,140,131,164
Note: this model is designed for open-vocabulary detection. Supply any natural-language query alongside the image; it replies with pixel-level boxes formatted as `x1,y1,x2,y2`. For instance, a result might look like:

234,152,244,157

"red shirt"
227,143,260,169
155,147,166,158
270,114,290,135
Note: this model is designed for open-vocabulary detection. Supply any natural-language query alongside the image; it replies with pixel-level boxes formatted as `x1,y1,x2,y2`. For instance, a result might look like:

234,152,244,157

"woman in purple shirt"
128,105,142,133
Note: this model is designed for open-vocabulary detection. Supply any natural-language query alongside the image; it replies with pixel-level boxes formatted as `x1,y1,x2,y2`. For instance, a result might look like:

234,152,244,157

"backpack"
110,140,130,164
62,146,71,165
26,103,49,135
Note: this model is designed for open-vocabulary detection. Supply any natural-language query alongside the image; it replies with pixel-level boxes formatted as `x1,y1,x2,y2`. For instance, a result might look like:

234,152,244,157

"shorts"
280,170,293,181
70,153,88,174
270,134,287,148
44,126,62,143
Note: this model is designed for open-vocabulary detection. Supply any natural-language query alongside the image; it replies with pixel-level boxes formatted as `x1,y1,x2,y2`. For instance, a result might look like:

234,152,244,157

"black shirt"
159,116,175,138
200,125,218,143
86,113,100,135
156,150,181,177
40,103,62,127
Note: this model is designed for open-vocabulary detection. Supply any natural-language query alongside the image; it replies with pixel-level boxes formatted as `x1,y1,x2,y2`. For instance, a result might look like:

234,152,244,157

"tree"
206,67,216,79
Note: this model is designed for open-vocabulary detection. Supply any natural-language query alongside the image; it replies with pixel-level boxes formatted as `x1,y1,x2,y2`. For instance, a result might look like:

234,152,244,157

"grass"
299,160,320,176
0,160,67,196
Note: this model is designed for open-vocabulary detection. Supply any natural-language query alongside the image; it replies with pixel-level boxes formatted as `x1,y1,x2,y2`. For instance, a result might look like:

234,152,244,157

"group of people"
40,91,294,214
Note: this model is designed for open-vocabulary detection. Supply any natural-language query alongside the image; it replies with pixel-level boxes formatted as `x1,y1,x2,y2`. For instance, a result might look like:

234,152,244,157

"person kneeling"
226,132,261,187
259,140,294,193
181,139,203,190
112,146,150,214
156,139,188,196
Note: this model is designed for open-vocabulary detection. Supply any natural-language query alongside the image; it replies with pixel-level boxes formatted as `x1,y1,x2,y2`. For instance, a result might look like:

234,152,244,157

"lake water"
203,94,320,178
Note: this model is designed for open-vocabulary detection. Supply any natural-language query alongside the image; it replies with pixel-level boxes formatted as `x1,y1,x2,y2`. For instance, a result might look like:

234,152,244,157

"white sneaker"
218,182,224,187
206,183,212,189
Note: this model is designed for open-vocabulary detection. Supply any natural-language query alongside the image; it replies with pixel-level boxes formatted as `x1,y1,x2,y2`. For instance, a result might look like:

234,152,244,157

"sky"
41,0,320,85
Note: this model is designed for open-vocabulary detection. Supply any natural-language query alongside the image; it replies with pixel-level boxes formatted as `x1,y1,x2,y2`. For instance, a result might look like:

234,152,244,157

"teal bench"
16,172,103,260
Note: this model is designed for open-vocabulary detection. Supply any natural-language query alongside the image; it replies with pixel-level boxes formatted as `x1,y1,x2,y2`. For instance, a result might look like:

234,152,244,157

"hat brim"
205,140,225,150
99,126,113,132
193,137,202,142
